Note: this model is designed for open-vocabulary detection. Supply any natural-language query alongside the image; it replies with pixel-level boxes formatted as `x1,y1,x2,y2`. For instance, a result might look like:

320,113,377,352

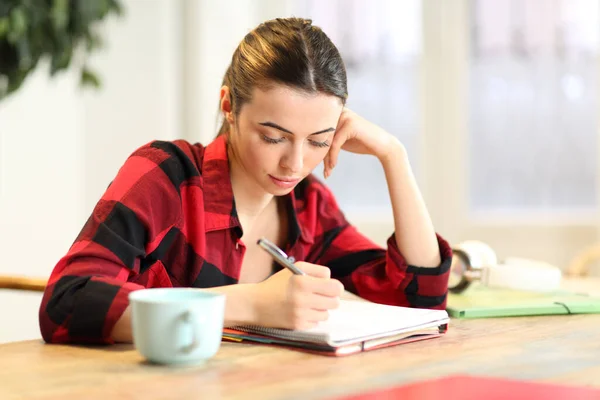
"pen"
257,237,306,275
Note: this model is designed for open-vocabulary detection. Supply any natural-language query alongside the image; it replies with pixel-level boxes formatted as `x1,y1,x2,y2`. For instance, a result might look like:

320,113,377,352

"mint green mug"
129,288,225,365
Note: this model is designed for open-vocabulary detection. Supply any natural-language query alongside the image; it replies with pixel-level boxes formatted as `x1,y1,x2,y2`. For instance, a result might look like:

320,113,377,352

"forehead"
241,84,343,131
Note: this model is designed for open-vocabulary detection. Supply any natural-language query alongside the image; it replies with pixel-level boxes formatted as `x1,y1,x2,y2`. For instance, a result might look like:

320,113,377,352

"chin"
266,183,296,196
276,187,296,196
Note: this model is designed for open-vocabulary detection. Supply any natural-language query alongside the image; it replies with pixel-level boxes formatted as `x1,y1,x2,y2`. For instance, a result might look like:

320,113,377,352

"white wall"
0,0,183,343
0,65,85,343
83,0,183,210
184,0,294,144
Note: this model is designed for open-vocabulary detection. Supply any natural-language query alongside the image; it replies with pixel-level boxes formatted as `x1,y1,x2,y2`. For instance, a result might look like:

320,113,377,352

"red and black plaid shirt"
39,135,452,344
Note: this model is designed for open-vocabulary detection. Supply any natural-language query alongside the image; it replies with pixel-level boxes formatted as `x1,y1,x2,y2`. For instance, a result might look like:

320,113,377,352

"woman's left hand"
324,108,401,178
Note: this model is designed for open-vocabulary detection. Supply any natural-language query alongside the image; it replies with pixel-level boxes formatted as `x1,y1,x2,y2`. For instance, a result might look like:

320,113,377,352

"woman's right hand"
252,262,344,330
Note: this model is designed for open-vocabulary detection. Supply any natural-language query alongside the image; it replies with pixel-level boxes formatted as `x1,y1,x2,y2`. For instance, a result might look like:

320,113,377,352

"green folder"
447,283,600,319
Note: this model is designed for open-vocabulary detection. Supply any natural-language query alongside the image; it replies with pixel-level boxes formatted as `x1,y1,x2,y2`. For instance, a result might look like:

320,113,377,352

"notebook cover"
447,284,600,319
332,375,600,400
228,300,449,346
222,328,444,357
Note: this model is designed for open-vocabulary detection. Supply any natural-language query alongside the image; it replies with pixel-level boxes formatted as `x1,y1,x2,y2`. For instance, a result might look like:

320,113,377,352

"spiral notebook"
223,300,449,356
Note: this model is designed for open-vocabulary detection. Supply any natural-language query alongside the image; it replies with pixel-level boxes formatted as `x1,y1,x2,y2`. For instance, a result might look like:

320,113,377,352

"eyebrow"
259,121,335,136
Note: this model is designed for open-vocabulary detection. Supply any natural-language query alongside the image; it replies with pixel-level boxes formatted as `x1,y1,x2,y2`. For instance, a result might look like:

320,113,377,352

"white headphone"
450,240,562,293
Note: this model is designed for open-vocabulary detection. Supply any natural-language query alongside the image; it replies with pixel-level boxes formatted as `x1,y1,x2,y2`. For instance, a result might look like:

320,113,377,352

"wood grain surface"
0,276,47,292
1,279,599,400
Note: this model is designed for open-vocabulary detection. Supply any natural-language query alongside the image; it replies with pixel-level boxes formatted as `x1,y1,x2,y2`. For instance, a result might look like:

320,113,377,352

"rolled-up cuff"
386,233,452,309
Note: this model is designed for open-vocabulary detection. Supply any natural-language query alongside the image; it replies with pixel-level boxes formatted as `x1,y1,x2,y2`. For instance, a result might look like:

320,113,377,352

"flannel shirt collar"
201,135,312,246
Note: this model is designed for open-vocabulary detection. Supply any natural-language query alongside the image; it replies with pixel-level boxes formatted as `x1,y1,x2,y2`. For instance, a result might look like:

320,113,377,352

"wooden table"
1,279,599,400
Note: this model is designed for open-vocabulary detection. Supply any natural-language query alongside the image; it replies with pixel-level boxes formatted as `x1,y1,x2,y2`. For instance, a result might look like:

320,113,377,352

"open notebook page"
234,300,449,347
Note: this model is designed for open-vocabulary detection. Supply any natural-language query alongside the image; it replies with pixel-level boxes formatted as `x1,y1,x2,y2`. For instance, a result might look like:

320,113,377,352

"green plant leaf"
16,38,32,69
107,0,124,16
50,42,73,75
51,0,69,31
85,29,103,52
0,75,8,100
81,66,100,88
0,0,122,101
7,8,28,44
7,67,30,95
0,18,9,38
0,3,12,19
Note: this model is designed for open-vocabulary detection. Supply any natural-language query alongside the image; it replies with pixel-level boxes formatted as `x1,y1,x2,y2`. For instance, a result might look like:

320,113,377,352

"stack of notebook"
222,299,449,356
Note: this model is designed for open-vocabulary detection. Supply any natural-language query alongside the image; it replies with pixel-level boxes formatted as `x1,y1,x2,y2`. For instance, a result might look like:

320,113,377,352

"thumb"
294,262,331,279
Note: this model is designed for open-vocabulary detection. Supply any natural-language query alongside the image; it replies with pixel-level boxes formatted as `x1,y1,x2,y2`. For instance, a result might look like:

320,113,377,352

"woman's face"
227,84,344,196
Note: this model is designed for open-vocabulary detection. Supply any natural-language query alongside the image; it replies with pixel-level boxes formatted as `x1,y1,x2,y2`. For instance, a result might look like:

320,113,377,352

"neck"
228,146,274,219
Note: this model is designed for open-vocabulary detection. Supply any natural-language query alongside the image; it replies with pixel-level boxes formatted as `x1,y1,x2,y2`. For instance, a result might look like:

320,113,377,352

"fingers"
328,129,346,171
283,262,344,329
291,275,344,298
288,299,335,330
292,262,344,297
302,308,330,323
324,115,350,178
296,292,341,311
295,262,330,279
289,309,328,330
308,277,344,297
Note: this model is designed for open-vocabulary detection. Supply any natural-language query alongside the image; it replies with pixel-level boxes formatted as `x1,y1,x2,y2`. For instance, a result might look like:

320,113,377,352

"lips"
269,175,300,189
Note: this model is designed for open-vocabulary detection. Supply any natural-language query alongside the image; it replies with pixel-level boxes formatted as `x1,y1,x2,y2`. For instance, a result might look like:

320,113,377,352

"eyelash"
261,135,285,144
310,140,330,148
260,134,330,148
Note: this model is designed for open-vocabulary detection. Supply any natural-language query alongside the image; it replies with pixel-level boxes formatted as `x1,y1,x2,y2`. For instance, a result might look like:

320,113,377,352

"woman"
39,17,451,344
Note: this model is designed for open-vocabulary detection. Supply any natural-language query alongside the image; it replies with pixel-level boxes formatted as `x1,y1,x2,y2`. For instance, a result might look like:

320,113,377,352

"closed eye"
261,134,285,144
261,132,330,148
309,139,330,148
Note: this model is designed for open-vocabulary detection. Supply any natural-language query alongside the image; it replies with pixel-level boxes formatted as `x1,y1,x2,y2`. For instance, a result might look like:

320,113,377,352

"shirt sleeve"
38,141,187,344
305,179,452,310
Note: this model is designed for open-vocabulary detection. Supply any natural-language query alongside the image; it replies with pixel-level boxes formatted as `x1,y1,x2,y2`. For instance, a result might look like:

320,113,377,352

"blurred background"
1,0,599,342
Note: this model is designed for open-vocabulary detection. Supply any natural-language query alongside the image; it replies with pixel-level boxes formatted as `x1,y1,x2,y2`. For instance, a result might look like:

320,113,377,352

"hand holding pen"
252,238,344,330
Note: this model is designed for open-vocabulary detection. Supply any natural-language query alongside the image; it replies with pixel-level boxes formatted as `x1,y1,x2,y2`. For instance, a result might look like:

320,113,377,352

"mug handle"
179,310,204,354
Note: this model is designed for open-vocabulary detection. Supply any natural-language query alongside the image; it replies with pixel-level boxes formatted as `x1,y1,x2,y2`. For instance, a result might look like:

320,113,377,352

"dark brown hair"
217,17,348,136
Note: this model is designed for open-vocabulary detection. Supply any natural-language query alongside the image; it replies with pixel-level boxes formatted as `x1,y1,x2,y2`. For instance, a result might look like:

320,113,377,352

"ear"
220,86,234,124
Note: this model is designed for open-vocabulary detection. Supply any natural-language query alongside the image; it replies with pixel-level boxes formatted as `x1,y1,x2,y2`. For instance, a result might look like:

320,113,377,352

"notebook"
331,375,600,400
222,299,449,356
447,283,600,318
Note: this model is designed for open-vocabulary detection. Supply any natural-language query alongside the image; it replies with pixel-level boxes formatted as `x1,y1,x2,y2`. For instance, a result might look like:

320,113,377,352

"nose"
280,142,304,174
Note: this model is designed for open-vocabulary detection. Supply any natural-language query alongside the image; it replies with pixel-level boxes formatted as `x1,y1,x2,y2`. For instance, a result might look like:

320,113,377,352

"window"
290,0,422,215
469,0,599,213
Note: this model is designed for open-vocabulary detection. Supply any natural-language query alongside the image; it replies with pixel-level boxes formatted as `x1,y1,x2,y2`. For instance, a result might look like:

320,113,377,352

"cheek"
243,141,281,171
245,147,267,168
304,147,328,170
